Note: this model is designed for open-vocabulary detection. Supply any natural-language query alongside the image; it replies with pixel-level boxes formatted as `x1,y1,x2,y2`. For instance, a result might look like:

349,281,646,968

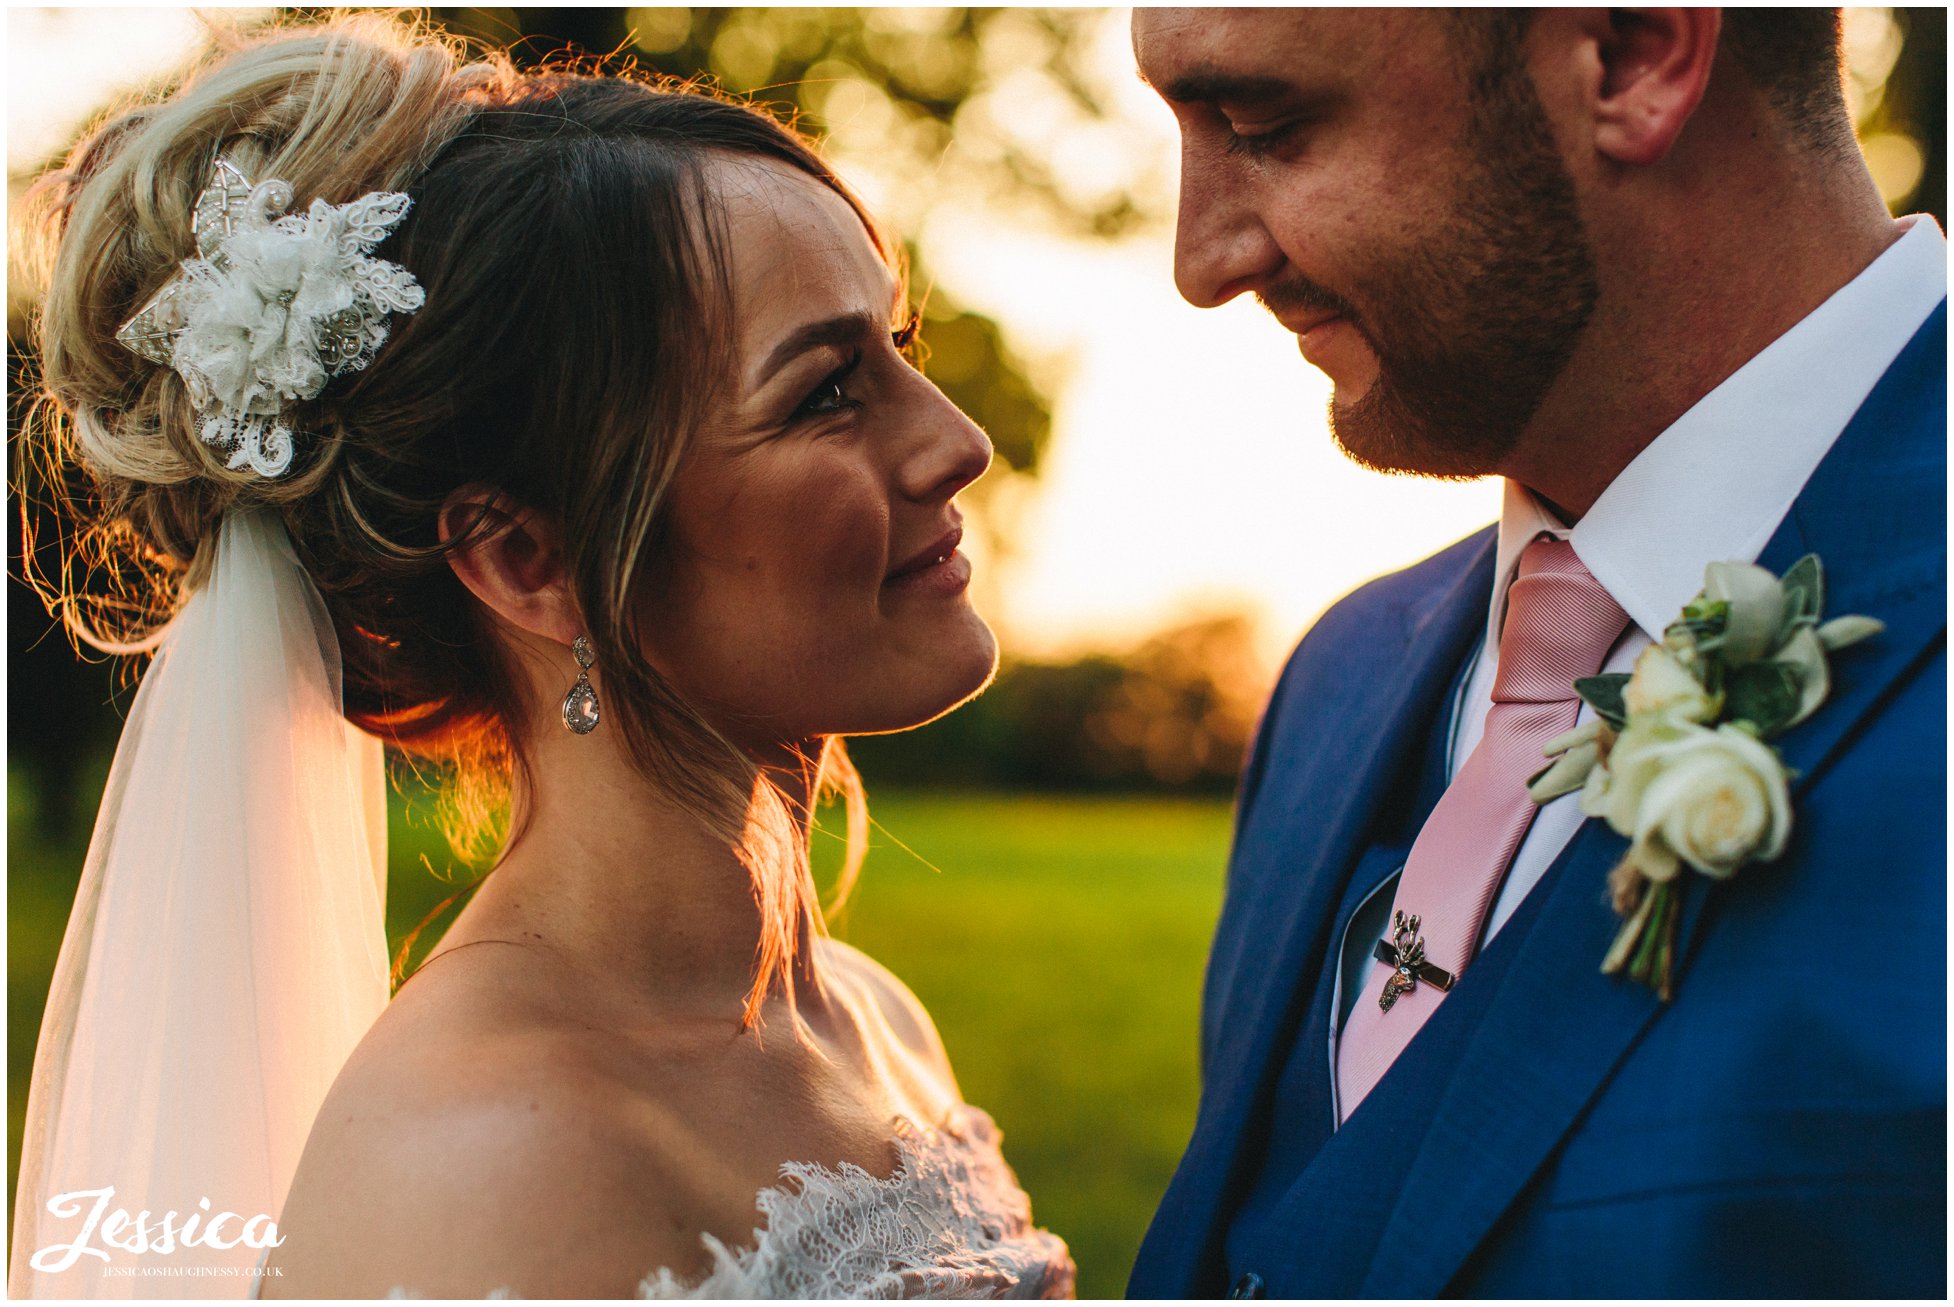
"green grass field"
9,775,1230,1298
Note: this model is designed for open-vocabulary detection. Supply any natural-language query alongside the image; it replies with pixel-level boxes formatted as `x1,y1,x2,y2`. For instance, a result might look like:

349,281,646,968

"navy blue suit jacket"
1129,306,1947,1297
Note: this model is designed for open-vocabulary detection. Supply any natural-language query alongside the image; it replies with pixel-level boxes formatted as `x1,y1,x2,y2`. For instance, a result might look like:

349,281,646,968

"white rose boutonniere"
1526,554,1881,999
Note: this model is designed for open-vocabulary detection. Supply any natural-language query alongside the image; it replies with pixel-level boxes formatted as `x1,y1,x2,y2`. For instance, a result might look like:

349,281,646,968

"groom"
1129,9,1944,1297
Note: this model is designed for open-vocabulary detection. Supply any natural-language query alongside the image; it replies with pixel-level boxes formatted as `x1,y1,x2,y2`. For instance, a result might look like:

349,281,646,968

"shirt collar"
1487,213,1948,653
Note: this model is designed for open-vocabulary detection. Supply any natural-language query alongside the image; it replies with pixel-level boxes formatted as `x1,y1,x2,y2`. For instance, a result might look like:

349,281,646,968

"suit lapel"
1356,301,1948,1297
1138,531,1495,1292
1756,301,1946,791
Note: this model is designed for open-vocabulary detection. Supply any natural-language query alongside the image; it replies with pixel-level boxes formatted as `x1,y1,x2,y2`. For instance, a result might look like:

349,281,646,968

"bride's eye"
794,350,864,420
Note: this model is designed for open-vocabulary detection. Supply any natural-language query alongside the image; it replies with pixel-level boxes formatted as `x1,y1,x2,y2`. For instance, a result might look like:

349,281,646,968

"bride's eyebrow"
754,310,878,383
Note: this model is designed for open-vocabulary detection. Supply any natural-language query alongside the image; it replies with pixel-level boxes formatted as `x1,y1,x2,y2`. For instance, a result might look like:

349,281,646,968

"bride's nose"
895,378,992,502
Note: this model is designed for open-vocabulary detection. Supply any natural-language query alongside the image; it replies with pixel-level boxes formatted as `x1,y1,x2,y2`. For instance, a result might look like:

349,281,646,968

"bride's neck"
455,722,829,1017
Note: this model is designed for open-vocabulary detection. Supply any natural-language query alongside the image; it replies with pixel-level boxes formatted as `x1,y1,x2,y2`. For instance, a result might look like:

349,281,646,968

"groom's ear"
1554,8,1720,169
440,487,581,646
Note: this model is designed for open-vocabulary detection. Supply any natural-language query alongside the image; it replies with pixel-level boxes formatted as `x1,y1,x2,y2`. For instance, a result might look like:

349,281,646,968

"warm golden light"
6,7,1934,674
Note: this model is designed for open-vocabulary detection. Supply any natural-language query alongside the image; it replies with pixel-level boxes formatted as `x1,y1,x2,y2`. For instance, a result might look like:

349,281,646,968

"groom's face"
1133,9,1599,480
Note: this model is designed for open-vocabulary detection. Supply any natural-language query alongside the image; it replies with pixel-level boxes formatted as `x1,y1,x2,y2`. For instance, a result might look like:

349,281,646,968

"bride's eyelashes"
790,317,926,423
893,312,922,360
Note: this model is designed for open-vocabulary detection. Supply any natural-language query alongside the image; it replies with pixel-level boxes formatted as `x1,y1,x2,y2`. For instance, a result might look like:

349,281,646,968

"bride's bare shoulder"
817,938,957,1092
261,947,699,1299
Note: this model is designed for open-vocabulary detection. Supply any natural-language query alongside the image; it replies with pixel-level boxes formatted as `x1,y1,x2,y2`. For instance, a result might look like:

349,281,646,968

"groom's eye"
1224,118,1303,159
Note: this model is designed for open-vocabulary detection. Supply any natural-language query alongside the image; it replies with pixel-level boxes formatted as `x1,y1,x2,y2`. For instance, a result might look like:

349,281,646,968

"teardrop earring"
561,635,600,735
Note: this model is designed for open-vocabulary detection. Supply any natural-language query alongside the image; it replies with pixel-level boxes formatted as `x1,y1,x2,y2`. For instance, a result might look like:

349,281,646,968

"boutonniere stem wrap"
1526,555,1882,1000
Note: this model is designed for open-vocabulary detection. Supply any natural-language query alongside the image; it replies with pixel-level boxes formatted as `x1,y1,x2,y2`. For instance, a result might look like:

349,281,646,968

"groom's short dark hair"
1721,9,1853,155
1449,9,1853,158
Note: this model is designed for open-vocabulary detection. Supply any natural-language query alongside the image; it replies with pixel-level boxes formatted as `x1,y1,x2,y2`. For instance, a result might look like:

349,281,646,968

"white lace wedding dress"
248,1103,1074,1299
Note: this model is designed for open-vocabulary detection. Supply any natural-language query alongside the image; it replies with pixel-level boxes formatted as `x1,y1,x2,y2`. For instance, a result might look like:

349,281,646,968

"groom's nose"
1173,147,1285,309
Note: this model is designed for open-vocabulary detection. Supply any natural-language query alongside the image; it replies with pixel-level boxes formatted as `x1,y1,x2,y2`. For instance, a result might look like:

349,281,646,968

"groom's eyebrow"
1148,69,1296,107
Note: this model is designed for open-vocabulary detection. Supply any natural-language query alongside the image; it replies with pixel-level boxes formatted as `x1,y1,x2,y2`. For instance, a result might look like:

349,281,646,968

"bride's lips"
884,526,970,595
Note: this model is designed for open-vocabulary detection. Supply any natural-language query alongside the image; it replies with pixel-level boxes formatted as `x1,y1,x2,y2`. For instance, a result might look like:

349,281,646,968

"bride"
11,14,1073,1300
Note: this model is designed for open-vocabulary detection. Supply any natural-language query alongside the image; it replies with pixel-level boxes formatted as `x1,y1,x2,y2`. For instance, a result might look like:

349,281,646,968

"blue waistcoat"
1128,305,1947,1298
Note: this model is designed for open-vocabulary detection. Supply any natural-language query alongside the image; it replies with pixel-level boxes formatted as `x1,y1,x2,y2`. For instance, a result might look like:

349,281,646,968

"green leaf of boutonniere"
1573,673,1632,729
1665,596,1730,660
1723,661,1803,735
1817,614,1884,650
1775,554,1825,646
1680,594,1729,625
1772,626,1831,729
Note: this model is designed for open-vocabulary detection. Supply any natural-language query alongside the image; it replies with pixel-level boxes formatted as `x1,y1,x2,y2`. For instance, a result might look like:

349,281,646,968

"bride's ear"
439,486,581,646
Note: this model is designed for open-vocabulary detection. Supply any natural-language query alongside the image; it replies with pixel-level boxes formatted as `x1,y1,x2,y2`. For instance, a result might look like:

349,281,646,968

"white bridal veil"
10,511,389,1298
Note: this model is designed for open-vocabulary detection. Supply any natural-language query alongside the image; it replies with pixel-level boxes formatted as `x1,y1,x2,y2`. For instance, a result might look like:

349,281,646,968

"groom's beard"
1267,47,1600,482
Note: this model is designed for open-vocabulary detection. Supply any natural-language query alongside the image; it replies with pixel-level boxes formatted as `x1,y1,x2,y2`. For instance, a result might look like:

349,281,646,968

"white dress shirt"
1331,215,1947,1066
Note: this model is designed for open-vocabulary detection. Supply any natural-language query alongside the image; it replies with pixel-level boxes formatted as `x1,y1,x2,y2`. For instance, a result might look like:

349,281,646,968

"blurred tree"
849,614,1269,794
1851,7,1945,223
1087,614,1267,787
417,9,1162,233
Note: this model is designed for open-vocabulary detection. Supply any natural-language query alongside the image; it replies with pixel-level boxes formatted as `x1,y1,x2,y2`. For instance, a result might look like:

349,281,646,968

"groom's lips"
1284,309,1344,345
1284,310,1362,375
1283,309,1342,336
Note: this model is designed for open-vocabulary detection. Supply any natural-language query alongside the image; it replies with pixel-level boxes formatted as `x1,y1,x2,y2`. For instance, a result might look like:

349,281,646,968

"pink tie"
1335,536,1629,1121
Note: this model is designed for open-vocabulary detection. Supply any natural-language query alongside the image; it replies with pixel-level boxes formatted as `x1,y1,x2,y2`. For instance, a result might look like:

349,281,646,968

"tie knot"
1491,536,1630,704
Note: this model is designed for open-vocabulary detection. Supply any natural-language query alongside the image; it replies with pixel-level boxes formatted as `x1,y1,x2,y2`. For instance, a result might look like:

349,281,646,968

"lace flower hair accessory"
114,158,425,477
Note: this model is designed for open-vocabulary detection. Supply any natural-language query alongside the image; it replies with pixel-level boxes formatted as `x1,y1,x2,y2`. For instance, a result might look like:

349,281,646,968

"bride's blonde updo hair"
17,11,872,1026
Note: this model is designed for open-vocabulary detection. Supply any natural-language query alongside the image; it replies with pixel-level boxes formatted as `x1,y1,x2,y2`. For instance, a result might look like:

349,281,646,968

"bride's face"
643,157,998,749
